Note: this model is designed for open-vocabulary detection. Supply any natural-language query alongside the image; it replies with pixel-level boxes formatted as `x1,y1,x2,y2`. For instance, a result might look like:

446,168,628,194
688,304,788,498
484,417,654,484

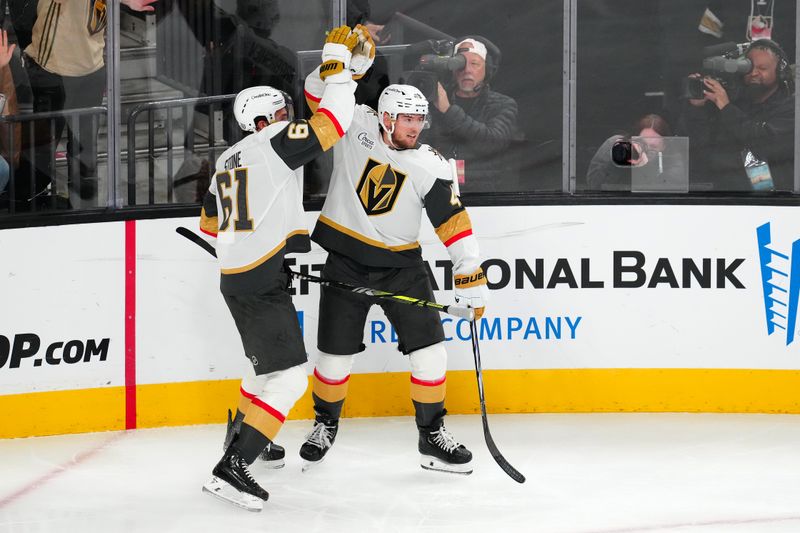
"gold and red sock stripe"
312,368,350,403
238,386,256,415
243,397,285,441
410,375,446,404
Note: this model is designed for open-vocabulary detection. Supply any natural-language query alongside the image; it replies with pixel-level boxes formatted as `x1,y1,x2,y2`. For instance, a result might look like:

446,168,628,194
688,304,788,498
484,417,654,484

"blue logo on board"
756,223,800,345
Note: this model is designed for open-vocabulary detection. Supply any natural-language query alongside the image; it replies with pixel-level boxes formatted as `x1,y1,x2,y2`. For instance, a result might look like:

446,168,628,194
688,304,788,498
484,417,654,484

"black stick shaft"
470,320,526,484
176,226,473,319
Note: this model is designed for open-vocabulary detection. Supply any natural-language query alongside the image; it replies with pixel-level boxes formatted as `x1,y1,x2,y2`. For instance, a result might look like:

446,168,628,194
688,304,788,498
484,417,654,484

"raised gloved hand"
349,24,376,80
320,25,358,83
454,269,489,320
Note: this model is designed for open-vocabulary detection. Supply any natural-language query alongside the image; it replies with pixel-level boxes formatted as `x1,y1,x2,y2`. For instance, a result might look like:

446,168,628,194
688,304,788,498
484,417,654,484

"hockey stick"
176,226,474,320
177,226,218,257
470,319,526,483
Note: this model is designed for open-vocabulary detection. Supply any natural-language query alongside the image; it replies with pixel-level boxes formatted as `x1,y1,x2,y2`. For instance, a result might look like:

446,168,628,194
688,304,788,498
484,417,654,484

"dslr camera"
611,137,644,166
681,42,751,100
400,39,466,102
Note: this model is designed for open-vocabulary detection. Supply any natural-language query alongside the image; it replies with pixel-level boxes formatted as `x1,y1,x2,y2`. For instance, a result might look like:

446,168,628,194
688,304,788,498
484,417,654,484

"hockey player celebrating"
199,25,361,511
300,41,490,475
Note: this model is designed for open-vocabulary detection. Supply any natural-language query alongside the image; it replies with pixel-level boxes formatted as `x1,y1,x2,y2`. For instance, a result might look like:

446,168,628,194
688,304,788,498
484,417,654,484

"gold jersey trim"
220,230,309,275
317,215,419,251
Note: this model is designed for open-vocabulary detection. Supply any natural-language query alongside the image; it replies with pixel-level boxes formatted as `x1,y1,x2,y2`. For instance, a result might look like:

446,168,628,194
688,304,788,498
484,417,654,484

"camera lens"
611,140,641,166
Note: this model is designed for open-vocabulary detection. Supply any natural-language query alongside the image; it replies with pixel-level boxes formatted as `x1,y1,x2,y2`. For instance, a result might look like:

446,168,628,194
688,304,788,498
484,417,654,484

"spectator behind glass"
423,36,522,193
587,114,688,192
19,0,157,209
0,30,17,195
676,38,795,192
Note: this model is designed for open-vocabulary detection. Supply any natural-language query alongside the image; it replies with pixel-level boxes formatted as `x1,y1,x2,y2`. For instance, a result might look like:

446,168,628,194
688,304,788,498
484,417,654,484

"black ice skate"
202,447,269,512
299,418,339,471
418,424,473,475
258,442,286,469
224,409,285,469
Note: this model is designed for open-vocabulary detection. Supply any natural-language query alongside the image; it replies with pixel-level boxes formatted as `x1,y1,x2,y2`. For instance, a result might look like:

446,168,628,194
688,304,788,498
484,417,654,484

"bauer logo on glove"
454,269,489,320
454,270,485,287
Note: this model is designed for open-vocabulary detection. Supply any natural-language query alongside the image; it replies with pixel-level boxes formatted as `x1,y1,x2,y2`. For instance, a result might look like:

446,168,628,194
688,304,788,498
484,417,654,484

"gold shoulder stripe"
308,110,342,151
434,211,473,245
318,215,419,251
304,89,321,113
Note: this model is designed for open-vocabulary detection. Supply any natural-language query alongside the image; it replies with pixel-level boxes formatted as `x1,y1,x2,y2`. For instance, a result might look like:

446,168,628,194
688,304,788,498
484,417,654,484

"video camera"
400,39,465,103
681,42,752,100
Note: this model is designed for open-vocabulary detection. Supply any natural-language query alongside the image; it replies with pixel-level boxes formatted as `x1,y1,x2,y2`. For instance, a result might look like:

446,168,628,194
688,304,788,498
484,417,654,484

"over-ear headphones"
455,35,502,82
746,38,794,92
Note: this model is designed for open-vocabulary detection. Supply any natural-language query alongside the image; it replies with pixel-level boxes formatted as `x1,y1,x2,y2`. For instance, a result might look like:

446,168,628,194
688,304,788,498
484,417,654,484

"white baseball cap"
454,38,488,60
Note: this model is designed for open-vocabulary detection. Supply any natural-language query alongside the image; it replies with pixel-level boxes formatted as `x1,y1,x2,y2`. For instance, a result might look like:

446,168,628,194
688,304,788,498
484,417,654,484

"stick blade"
176,226,217,258
484,429,526,484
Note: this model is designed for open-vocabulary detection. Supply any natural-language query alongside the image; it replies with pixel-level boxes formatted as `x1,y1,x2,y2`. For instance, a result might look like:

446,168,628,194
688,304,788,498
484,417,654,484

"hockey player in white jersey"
199,25,362,511
300,46,490,475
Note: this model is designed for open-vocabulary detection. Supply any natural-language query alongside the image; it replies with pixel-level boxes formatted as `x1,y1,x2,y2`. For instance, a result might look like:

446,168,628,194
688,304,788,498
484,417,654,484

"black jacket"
677,89,795,191
424,86,522,192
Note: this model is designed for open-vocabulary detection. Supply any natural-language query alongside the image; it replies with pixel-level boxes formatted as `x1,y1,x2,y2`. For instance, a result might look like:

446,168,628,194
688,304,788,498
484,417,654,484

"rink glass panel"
0,0,797,221
574,0,798,195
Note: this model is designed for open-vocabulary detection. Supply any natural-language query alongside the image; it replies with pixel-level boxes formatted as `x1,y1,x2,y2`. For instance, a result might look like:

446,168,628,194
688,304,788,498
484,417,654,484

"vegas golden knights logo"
356,158,407,216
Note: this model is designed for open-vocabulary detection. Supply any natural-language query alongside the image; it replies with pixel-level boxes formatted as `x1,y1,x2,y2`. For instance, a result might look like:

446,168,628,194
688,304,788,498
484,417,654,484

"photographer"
423,37,522,193
677,39,795,191
587,114,688,192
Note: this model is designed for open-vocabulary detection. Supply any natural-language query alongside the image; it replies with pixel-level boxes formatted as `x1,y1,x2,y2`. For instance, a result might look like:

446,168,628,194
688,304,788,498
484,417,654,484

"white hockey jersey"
201,80,356,294
305,69,483,277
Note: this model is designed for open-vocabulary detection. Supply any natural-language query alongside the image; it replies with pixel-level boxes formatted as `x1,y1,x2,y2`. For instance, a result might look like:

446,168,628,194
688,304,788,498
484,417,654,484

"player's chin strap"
381,122,399,150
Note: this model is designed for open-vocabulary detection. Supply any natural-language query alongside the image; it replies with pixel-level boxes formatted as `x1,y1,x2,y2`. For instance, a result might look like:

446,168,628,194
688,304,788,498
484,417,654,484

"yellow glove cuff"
454,268,487,289
320,60,346,80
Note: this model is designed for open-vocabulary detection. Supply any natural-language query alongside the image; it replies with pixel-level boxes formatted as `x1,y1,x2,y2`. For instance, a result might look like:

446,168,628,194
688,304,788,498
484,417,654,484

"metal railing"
126,93,236,205
0,106,106,214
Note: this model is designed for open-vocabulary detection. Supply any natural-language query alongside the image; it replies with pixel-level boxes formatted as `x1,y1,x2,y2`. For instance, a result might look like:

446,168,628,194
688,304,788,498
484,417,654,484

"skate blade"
257,457,285,469
301,457,325,472
202,476,264,512
419,454,473,475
